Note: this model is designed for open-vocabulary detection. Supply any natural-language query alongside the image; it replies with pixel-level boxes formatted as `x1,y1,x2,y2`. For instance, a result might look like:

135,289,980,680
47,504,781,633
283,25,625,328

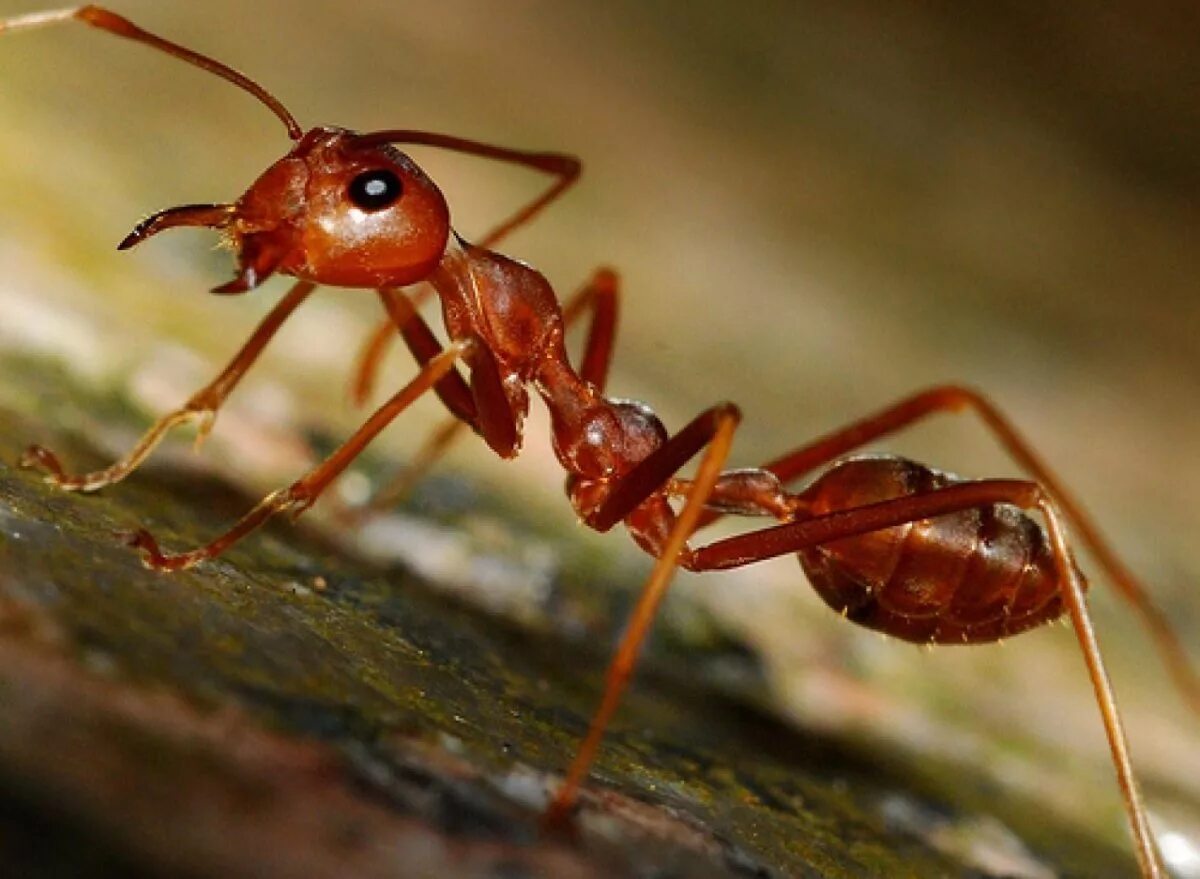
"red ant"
3,7,1196,876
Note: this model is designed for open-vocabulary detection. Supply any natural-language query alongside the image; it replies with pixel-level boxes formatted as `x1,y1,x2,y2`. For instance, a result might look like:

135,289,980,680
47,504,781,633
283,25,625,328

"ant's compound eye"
348,169,403,211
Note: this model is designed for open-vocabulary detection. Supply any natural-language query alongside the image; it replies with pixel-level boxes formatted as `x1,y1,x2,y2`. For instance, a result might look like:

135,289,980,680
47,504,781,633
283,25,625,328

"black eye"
348,169,403,211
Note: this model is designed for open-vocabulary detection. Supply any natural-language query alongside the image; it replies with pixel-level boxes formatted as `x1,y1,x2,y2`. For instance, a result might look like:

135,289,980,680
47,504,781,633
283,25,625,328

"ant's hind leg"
1040,498,1166,879
21,281,315,492
687,482,1165,876
694,384,1200,716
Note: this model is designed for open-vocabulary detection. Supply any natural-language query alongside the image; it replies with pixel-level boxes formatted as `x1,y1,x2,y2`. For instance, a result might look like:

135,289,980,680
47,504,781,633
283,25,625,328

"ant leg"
543,403,741,826
349,286,437,407
686,483,1165,877
561,268,620,392
376,289,477,424
344,416,467,520
1041,499,1166,879
330,289,478,521
349,316,394,408
693,385,1200,716
353,271,621,516
123,341,470,572
377,287,516,459
348,140,581,405
695,385,1093,526
21,281,315,492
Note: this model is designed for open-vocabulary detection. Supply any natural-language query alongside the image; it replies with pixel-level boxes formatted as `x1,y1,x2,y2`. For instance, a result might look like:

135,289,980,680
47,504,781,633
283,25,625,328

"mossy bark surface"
0,354,1141,878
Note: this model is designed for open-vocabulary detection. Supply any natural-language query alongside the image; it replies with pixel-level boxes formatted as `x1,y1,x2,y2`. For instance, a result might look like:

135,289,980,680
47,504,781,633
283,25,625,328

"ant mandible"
3,7,1196,876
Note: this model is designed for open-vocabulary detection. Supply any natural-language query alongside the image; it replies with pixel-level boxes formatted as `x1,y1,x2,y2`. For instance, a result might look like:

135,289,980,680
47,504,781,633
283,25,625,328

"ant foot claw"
189,407,218,451
538,797,580,840
117,528,201,572
20,444,115,492
19,444,69,482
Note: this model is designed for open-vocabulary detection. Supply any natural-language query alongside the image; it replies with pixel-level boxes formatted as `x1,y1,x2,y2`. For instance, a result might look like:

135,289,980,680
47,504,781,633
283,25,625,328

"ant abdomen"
797,456,1069,644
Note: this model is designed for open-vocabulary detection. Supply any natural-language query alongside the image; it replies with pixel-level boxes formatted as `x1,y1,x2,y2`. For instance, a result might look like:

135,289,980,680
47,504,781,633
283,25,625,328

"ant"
3,7,1196,876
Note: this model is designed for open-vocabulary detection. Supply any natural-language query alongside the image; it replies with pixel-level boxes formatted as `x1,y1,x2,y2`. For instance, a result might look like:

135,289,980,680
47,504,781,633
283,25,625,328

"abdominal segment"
795,457,1068,644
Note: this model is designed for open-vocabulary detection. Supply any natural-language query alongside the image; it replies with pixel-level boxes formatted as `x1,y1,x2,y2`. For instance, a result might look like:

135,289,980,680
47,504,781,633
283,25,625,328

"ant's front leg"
21,281,315,492
124,340,469,571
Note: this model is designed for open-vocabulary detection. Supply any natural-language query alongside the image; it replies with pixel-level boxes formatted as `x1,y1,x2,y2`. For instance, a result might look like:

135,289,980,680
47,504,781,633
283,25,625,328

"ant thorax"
431,237,669,502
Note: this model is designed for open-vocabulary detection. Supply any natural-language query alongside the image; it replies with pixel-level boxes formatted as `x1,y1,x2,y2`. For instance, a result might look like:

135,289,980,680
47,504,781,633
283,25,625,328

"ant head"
121,127,451,294
12,9,467,294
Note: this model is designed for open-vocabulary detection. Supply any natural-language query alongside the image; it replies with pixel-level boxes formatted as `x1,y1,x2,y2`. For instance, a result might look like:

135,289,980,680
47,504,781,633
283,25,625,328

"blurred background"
1,0,1197,868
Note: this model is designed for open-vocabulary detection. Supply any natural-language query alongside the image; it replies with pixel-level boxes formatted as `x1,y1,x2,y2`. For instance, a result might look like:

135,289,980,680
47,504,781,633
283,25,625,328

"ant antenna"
0,5,303,140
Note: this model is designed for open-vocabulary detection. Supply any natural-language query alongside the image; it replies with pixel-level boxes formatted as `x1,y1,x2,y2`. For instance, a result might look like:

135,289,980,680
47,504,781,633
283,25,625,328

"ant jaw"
118,203,236,251
212,267,262,296
117,203,292,295
211,232,289,295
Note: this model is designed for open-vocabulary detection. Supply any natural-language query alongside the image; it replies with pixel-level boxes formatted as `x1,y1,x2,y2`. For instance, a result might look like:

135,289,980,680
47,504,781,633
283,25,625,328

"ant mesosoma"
3,7,1195,875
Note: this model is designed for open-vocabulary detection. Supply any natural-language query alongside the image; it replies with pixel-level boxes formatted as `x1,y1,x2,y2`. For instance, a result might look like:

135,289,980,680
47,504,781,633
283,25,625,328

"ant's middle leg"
21,280,316,492
544,401,740,826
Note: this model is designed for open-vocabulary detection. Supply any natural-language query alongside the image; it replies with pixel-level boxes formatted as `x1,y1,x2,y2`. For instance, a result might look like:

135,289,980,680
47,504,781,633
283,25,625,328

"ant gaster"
3,7,1195,875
